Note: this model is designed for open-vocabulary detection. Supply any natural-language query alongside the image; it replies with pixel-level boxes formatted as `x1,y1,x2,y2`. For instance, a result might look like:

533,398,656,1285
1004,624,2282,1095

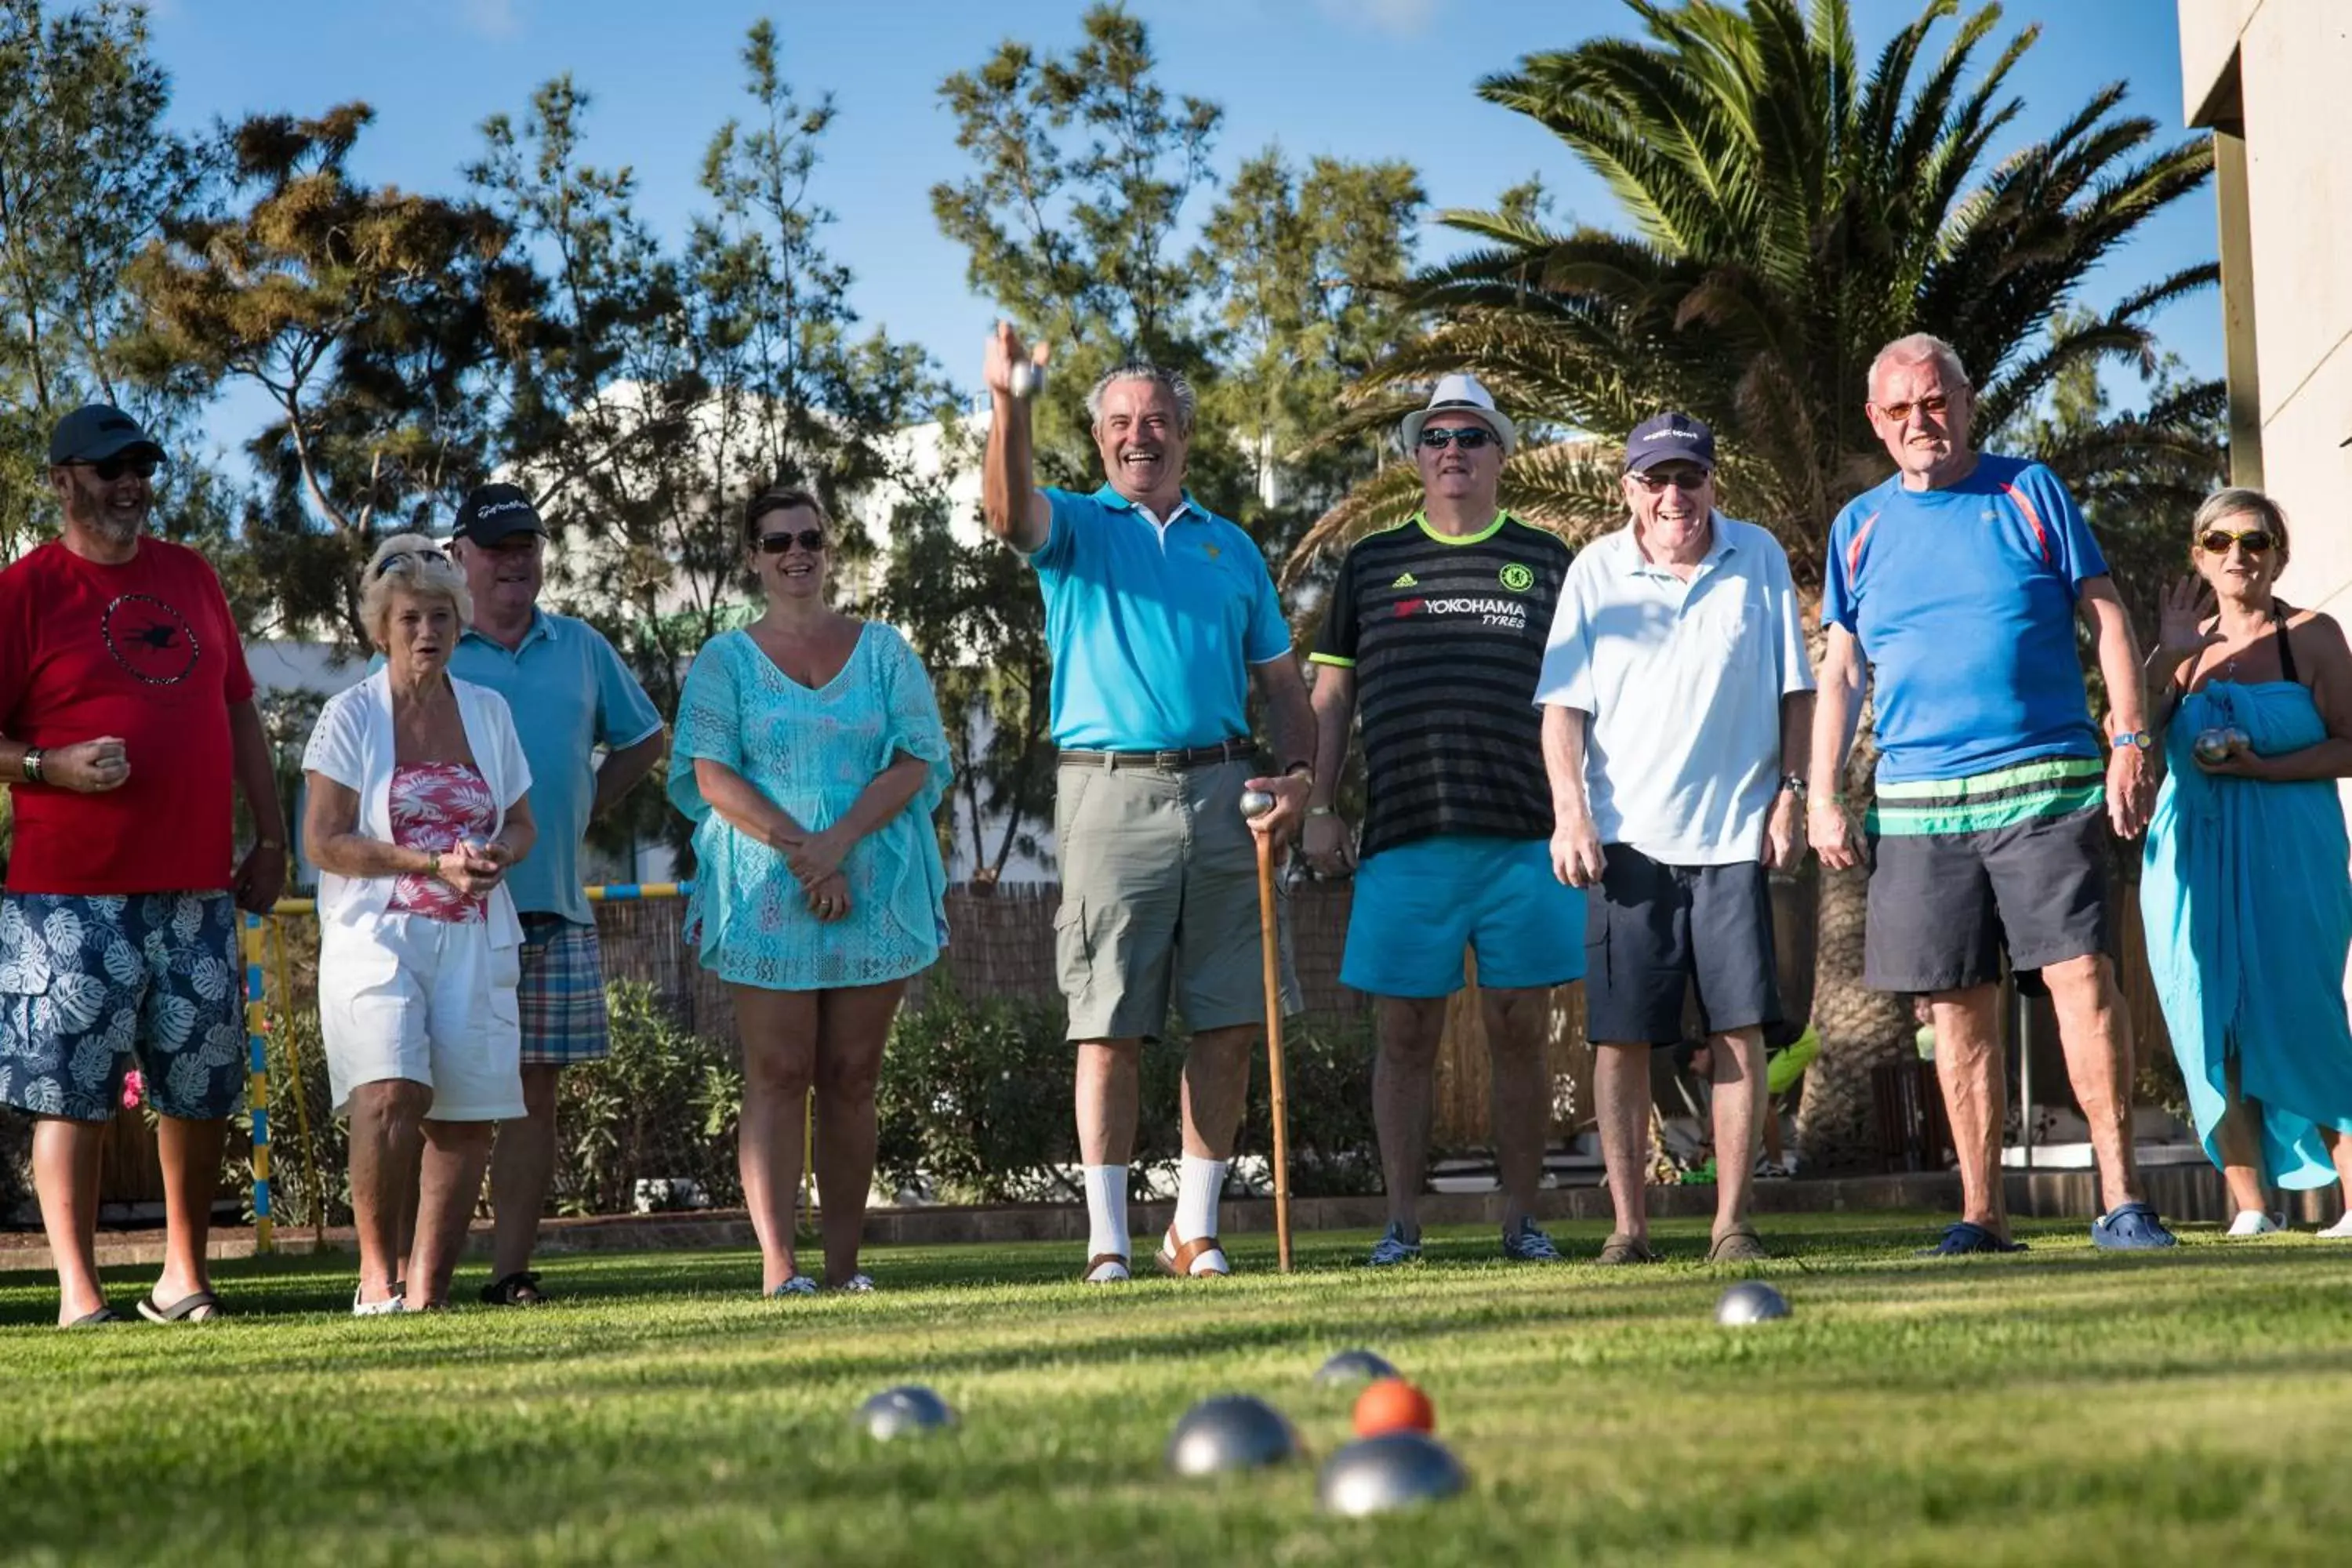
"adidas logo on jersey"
1391,572,1418,588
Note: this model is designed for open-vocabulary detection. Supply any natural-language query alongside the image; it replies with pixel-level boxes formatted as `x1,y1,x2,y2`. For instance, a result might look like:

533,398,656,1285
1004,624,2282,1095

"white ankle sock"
1176,1155,1227,1244
1083,1164,1130,1260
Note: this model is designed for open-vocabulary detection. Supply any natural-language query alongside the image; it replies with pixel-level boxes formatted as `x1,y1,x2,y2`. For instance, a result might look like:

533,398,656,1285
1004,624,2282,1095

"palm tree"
1290,0,2221,1167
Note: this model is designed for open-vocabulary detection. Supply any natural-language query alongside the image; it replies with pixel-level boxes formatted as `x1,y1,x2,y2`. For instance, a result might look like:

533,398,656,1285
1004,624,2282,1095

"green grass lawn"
5,1213,2351,1566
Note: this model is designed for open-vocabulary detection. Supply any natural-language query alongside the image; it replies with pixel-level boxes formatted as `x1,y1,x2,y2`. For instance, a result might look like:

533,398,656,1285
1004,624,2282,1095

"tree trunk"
1795,722,1912,1169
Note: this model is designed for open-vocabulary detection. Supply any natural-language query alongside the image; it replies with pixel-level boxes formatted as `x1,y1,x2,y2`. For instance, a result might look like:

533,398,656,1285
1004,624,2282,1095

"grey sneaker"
1367,1223,1423,1267
1706,1225,1770,1264
1595,1232,1661,1265
1501,1218,1564,1262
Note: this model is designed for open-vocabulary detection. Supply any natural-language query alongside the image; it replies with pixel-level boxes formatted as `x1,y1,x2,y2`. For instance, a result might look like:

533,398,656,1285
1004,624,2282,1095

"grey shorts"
1863,804,2112,993
1054,757,1300,1040
1584,845,1780,1046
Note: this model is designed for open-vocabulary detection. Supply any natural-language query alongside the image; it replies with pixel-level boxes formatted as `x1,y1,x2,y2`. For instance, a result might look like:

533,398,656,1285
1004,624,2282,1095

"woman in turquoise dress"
2141,488,2352,1237
669,488,952,1294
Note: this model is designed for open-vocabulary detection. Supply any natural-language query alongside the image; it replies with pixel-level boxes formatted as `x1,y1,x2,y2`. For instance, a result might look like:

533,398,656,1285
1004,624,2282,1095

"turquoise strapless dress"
2140,680,2352,1187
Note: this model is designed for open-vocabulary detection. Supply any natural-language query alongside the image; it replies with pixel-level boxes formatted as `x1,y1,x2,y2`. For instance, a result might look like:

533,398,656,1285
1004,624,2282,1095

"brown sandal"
1156,1227,1231,1278
1080,1253,1129,1283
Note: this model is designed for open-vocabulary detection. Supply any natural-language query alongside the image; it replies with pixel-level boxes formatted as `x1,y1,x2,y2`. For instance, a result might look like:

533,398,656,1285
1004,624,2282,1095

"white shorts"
318,913,524,1121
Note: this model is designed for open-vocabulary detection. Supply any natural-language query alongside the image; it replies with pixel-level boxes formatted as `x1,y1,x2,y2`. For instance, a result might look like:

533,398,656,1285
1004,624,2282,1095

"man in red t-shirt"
0,405,287,1327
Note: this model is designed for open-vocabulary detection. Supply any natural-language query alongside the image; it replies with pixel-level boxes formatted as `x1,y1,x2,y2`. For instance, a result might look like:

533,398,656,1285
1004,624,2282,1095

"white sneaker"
2317,1212,2352,1240
351,1286,408,1316
2226,1210,2284,1238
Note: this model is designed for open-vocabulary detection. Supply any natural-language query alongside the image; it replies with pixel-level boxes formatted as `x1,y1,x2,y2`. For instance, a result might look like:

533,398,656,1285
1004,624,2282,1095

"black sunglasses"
73,454,162,482
1630,466,1711,493
1417,426,1499,451
757,529,827,554
371,546,449,579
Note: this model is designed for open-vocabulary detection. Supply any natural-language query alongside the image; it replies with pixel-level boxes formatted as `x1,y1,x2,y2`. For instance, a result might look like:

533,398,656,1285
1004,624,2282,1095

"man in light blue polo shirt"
445,483,666,1303
982,323,1314,1284
1537,412,1814,1265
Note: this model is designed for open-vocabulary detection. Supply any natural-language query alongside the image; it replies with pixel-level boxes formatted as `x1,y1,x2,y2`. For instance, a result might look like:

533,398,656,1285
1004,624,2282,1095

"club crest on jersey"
1498,562,1534,593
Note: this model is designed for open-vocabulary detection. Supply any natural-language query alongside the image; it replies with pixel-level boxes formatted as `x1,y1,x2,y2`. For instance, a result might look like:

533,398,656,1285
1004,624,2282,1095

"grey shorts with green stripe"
1860,755,2115,993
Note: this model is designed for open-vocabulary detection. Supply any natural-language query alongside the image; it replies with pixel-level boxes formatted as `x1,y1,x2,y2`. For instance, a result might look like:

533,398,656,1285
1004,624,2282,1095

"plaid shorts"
517,914,610,1066
0,891,244,1123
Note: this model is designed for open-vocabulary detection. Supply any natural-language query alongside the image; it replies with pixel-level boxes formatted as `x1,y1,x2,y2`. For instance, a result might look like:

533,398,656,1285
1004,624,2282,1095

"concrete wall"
2180,0,2352,616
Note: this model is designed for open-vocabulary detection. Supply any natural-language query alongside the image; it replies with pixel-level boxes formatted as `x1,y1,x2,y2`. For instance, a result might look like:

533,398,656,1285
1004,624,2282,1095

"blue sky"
146,0,2216,423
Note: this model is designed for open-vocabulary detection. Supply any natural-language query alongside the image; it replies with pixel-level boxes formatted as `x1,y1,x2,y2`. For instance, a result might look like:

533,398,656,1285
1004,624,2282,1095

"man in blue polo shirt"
445,483,667,1301
1810,332,2174,1254
1538,412,1815,1265
982,323,1314,1284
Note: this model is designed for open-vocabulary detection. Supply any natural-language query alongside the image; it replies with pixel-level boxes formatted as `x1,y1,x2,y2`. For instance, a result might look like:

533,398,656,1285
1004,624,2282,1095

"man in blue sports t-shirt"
1809,332,2176,1254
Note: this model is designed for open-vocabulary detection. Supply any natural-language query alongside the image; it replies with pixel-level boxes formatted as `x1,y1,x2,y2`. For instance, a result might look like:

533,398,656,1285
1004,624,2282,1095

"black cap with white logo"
452,482,545,546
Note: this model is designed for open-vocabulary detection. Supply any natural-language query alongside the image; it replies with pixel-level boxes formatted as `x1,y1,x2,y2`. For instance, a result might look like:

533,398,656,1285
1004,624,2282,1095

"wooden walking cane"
1240,789,1294,1272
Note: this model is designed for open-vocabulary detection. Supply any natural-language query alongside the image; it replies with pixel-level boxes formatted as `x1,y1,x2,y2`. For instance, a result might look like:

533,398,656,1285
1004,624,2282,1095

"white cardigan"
301,668,533,949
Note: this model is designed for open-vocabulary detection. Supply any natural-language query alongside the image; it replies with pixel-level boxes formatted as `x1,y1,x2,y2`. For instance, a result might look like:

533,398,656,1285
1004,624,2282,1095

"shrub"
877,975,1385,1202
555,981,742,1214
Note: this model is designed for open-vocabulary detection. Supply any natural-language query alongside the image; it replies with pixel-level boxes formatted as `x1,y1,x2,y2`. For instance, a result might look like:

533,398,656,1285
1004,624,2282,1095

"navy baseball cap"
452,482,545,546
1623,411,1716,474
49,404,165,467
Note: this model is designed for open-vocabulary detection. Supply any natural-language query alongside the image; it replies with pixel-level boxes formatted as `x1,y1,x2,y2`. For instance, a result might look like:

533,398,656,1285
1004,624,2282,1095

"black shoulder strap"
2275,600,2301,686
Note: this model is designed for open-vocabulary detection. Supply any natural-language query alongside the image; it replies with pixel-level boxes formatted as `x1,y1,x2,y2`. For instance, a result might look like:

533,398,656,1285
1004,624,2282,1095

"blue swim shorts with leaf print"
0,891,245,1123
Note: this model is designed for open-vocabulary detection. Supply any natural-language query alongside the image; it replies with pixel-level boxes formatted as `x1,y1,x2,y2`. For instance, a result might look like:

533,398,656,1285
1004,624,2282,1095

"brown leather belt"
1057,739,1252,771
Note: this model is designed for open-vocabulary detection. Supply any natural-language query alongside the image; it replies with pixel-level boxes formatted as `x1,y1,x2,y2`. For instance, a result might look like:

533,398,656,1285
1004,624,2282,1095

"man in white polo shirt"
1537,412,1814,1264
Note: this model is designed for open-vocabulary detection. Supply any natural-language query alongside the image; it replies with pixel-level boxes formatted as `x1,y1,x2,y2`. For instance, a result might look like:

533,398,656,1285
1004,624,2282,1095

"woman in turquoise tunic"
2141,488,2352,1237
670,488,952,1294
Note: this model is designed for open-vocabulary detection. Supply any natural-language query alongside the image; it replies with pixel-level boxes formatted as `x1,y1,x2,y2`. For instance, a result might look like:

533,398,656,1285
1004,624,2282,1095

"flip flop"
477,1271,546,1307
67,1306,126,1327
137,1290,222,1323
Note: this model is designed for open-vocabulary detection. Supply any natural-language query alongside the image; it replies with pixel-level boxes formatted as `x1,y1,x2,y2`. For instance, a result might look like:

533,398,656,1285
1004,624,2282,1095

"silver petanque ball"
1165,1394,1302,1477
1007,361,1045,400
1239,787,1277,819
1313,1348,1400,1387
1317,1432,1468,1516
2223,726,2252,756
1715,1280,1791,1327
2192,728,2235,765
856,1384,958,1439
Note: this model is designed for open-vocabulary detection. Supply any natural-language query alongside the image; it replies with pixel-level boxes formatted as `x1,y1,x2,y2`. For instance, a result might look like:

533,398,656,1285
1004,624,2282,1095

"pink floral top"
387,761,496,922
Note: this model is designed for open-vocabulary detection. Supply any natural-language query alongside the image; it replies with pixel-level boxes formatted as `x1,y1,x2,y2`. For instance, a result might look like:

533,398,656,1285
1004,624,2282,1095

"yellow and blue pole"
241,913,273,1254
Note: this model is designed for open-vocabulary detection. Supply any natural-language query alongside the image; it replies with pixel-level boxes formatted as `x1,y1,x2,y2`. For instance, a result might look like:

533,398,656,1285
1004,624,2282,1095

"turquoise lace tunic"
667,623,951,991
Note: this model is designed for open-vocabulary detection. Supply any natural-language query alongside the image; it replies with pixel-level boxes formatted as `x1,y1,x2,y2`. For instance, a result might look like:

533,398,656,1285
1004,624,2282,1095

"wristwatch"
2110,730,2154,752
19,747,42,784
1778,773,1807,799
1283,760,1316,789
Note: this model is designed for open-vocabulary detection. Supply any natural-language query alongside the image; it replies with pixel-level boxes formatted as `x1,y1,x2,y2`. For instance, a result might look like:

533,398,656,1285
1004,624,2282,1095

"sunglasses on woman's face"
2198,528,2275,556
757,529,827,554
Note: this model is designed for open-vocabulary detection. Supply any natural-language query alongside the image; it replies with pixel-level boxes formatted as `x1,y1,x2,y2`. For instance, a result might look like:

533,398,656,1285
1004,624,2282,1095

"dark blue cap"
1624,411,1715,474
49,404,164,467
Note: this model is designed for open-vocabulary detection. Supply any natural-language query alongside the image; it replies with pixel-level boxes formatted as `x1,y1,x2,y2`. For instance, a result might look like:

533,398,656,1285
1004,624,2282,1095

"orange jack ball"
1352,1377,1436,1437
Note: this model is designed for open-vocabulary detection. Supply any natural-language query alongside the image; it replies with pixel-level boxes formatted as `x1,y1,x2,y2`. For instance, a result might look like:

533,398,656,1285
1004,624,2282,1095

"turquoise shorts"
1341,835,1585,999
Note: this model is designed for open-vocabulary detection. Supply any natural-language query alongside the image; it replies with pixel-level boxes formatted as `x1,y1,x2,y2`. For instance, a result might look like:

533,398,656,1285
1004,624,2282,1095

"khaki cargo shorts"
1054,757,1301,1040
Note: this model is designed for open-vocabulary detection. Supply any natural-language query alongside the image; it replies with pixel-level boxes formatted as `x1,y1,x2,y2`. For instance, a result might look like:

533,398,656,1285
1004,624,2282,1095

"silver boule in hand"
1008,361,1044,401
2192,728,2234,764
1240,787,1276,819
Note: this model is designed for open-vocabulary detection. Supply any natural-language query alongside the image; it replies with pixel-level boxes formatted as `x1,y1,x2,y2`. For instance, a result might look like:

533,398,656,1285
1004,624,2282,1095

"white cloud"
456,0,523,39
1312,0,1436,38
